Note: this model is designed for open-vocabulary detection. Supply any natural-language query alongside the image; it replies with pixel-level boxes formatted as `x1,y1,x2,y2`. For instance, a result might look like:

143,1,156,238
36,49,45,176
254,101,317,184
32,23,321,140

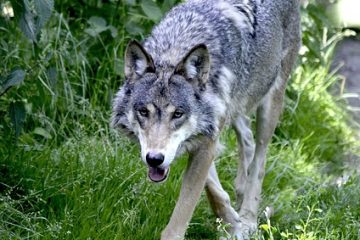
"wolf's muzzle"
146,152,169,182
146,152,164,167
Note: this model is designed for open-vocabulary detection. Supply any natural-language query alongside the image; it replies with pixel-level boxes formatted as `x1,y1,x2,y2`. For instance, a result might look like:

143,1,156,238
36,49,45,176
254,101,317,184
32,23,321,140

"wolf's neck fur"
143,0,257,72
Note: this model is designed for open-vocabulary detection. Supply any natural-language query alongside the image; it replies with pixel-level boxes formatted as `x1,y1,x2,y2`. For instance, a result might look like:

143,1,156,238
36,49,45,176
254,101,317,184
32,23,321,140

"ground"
332,36,360,172
333,36,360,123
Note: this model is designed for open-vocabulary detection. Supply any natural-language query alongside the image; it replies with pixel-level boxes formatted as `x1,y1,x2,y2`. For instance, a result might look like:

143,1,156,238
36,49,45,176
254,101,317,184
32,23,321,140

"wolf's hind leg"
232,79,286,240
205,162,240,230
233,116,255,209
235,7,301,239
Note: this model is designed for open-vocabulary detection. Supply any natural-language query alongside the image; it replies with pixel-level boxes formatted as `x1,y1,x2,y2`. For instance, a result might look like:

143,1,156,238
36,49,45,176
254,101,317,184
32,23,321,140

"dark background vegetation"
0,0,359,239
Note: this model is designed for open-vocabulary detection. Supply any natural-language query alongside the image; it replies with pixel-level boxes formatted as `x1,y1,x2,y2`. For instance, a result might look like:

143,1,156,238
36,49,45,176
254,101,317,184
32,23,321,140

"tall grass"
0,1,359,239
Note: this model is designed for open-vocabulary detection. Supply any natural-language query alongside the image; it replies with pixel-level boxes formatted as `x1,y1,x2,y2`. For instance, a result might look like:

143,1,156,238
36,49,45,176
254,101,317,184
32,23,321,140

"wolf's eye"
138,108,149,118
172,110,184,119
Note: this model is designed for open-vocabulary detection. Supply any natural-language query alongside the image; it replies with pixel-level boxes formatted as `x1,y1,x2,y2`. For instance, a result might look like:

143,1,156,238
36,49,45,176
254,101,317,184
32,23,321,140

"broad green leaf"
85,16,108,37
108,25,118,38
0,69,26,96
125,20,145,35
141,0,162,22
34,0,54,32
127,0,136,6
4,69,26,88
88,16,107,28
9,101,26,138
34,127,52,139
46,67,57,88
19,0,37,42
162,0,177,12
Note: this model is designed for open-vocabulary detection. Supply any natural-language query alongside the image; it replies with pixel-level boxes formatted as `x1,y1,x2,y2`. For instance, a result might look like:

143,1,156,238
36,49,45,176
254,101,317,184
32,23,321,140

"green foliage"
0,68,26,96
0,0,182,143
9,0,54,42
141,0,163,22
278,4,358,172
9,101,26,138
0,1,359,240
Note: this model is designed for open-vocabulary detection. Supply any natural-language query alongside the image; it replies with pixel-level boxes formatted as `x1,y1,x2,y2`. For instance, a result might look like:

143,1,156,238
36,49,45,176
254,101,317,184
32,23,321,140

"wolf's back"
142,0,301,112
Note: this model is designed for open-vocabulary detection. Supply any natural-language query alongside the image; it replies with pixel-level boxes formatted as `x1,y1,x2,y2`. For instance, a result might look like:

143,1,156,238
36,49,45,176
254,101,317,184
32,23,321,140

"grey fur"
111,0,301,239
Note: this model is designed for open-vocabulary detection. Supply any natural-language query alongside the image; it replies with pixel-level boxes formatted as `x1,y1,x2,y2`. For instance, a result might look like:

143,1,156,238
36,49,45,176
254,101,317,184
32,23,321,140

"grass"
1,1,360,239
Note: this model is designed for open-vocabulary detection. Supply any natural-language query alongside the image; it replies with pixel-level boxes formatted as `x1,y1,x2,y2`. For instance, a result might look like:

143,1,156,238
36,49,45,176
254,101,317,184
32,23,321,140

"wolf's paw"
231,220,257,240
218,220,257,240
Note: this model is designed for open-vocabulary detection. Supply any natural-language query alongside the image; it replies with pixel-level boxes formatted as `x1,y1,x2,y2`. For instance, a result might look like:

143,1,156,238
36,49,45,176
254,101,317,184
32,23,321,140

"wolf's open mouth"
148,167,169,182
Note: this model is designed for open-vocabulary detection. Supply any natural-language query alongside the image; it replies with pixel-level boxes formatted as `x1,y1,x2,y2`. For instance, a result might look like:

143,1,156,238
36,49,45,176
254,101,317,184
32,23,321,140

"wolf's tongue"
148,167,169,182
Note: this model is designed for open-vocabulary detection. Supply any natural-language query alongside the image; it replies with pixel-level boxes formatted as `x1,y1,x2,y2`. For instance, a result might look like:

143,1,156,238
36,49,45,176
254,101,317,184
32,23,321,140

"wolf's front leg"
161,138,216,240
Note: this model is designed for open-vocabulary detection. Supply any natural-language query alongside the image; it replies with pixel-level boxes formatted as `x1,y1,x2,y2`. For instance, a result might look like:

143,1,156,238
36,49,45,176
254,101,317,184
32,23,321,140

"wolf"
111,0,301,239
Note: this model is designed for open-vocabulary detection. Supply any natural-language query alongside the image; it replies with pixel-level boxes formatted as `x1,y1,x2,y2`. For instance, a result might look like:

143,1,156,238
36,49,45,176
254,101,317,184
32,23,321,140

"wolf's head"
112,40,217,182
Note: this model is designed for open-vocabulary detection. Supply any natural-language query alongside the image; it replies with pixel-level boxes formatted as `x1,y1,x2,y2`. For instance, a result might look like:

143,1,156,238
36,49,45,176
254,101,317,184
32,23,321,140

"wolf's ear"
124,40,155,81
174,44,210,86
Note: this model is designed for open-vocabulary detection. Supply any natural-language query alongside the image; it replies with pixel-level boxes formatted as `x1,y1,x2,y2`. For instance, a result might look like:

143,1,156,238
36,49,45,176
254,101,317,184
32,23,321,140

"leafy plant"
0,68,25,96
8,0,54,42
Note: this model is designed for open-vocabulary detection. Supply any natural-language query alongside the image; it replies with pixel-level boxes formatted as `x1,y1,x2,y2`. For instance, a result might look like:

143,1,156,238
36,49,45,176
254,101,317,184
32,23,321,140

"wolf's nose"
146,152,164,167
